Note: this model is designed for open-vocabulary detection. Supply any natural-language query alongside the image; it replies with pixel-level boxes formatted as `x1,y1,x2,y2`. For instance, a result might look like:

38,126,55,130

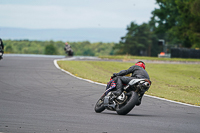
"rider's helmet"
135,61,146,69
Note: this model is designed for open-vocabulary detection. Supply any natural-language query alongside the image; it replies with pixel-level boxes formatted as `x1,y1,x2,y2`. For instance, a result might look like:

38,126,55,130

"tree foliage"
44,41,58,55
3,40,116,56
114,22,160,56
114,0,200,56
151,0,200,48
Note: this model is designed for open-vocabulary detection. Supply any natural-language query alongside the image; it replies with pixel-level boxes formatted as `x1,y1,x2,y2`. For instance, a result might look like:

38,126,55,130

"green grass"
57,60,200,106
99,55,200,62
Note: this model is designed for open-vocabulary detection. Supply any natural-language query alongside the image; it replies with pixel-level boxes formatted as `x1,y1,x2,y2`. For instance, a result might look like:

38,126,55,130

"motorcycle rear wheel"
116,91,138,115
94,97,106,113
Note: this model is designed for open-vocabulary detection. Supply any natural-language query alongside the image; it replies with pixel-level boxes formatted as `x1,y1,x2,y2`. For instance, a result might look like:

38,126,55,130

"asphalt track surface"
0,56,200,133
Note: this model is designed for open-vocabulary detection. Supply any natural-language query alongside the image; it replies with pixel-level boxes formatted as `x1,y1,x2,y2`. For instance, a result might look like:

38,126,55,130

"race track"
0,56,199,133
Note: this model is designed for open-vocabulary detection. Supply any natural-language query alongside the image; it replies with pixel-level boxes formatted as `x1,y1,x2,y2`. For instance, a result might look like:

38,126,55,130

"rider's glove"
111,73,117,79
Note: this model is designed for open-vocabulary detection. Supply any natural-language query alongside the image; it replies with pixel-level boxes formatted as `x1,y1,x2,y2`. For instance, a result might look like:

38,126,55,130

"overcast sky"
0,0,159,29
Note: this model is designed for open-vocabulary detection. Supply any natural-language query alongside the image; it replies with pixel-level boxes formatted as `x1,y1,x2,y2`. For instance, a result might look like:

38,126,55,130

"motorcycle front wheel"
94,96,106,113
116,91,138,115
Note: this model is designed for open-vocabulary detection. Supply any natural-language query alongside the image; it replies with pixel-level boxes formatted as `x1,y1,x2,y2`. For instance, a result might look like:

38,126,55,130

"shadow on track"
100,112,158,117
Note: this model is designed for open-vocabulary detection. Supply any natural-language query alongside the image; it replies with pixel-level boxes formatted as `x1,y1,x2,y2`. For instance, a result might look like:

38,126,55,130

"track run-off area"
0,54,199,133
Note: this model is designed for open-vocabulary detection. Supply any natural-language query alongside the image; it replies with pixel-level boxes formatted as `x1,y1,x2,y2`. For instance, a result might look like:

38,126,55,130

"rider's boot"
112,77,122,96
136,93,144,106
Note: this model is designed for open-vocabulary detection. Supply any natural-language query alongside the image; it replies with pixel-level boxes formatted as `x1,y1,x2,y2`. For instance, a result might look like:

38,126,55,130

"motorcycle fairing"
128,79,146,86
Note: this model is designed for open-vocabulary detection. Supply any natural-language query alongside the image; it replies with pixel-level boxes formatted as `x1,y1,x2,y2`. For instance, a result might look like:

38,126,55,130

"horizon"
0,27,127,42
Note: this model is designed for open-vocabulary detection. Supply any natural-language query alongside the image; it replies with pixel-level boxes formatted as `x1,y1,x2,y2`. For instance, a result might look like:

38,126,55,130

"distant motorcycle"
64,46,73,56
0,46,3,60
94,78,151,115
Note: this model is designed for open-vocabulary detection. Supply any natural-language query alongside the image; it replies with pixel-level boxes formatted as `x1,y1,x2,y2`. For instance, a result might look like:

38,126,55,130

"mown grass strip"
57,60,200,106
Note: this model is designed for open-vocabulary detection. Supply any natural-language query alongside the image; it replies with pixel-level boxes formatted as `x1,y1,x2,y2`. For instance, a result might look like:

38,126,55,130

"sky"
0,0,159,30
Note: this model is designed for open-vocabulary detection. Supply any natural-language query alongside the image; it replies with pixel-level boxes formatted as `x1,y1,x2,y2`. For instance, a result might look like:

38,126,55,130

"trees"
4,45,13,53
190,0,200,48
176,0,200,48
69,41,115,56
151,0,179,46
114,0,200,56
44,41,58,55
114,22,157,56
151,0,200,48
3,40,115,56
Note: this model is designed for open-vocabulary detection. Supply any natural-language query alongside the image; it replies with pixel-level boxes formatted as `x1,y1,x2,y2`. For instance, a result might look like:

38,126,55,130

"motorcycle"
64,46,73,57
0,46,3,60
94,78,151,115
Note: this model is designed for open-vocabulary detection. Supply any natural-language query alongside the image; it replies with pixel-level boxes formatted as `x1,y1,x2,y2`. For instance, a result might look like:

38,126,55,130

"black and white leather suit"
112,65,150,96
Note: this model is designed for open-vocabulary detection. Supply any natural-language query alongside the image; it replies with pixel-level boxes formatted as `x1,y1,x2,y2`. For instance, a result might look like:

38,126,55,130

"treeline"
151,0,200,48
3,40,116,56
114,0,200,56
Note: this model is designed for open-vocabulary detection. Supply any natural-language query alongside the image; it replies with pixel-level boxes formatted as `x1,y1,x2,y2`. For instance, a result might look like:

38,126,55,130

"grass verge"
57,60,200,106
99,55,200,62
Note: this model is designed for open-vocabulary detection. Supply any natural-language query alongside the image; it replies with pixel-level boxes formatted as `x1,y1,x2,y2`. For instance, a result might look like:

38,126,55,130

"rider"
0,38,4,59
111,61,150,106
64,42,71,51
64,42,73,56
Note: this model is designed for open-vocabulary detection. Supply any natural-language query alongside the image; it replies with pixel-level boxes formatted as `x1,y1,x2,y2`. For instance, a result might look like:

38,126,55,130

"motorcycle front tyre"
116,91,138,115
94,97,106,113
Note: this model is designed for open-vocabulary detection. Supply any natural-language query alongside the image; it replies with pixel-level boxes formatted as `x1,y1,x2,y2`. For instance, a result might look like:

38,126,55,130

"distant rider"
0,38,4,59
64,42,73,56
64,42,71,50
109,61,150,106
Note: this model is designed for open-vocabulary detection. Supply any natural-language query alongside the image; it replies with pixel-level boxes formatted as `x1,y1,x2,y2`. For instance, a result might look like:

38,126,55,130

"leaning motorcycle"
94,78,151,115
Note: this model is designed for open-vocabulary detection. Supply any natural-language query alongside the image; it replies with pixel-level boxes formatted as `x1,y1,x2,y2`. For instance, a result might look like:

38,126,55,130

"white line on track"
54,58,200,108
